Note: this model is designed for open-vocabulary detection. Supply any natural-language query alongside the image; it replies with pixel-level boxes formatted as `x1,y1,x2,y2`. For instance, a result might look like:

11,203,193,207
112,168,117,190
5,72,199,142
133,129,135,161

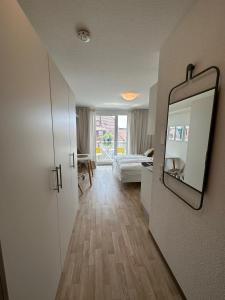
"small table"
77,154,93,186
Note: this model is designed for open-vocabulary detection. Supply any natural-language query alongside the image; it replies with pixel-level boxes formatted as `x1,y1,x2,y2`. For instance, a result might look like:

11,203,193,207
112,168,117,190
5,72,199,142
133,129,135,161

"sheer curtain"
128,109,151,154
76,106,96,162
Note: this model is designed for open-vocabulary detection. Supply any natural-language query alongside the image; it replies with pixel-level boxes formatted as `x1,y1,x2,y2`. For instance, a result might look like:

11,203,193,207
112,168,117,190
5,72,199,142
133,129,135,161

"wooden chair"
168,158,185,180
77,155,93,186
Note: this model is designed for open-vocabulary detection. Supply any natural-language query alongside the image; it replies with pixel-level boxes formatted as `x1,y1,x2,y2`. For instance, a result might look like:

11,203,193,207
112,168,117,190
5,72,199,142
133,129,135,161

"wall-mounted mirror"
164,88,215,192
162,64,220,210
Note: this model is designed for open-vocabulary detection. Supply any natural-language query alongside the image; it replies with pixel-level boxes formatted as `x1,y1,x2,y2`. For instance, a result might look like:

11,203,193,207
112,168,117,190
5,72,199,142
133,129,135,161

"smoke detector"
77,29,91,43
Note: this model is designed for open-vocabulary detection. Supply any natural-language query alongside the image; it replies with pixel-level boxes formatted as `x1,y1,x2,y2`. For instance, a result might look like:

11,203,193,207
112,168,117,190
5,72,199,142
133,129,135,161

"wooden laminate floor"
56,166,183,300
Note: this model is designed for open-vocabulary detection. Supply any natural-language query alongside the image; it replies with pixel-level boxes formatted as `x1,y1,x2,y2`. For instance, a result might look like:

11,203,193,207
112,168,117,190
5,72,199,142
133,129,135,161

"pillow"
144,148,154,157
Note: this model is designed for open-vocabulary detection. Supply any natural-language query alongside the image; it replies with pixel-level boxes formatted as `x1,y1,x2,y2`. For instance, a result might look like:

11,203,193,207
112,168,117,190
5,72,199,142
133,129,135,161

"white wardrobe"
0,1,79,299
49,58,79,267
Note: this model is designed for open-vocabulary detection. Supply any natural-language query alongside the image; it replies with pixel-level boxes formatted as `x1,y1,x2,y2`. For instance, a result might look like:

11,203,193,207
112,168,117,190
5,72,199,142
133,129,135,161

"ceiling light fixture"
121,91,140,101
77,29,91,43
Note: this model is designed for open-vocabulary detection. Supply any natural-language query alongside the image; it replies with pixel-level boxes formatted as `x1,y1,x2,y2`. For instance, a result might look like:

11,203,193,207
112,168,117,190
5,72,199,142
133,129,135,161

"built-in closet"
0,1,78,299
49,58,78,266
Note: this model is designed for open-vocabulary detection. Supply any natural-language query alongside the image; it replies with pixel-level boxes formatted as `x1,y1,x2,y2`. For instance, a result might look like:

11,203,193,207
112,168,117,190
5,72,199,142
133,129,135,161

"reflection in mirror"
164,89,215,192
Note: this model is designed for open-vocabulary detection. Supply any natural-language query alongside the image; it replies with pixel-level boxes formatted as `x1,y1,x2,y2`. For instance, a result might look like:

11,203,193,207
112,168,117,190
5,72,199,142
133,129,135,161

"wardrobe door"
49,58,77,266
0,242,8,300
0,1,61,300
68,89,79,214
0,284,4,300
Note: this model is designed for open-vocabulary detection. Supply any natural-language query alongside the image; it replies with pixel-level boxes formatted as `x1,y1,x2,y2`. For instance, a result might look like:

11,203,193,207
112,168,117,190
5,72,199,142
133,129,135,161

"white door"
0,2,61,299
49,58,77,267
68,89,79,216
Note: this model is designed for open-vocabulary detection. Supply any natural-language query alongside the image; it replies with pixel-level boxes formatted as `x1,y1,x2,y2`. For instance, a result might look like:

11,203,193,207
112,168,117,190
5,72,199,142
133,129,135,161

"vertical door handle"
52,167,60,193
58,164,63,189
70,152,75,168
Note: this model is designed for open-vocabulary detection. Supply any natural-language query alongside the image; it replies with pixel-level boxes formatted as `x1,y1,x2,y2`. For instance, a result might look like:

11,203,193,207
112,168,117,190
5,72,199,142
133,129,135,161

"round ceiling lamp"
77,29,91,43
121,91,140,101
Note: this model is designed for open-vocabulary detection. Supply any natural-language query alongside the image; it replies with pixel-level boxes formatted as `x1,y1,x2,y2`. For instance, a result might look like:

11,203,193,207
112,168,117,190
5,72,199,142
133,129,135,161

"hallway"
56,166,183,300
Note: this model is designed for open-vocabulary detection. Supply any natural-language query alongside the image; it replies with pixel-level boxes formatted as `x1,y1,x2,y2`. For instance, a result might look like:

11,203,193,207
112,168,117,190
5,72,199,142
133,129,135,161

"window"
96,114,128,164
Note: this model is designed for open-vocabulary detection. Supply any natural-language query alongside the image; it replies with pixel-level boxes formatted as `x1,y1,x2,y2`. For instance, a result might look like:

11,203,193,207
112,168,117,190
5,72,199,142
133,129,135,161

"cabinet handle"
52,167,60,193
72,152,75,168
59,164,63,189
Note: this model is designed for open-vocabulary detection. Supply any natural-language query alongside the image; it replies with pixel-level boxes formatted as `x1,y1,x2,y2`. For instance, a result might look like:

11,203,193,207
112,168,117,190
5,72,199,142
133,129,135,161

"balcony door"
96,114,128,164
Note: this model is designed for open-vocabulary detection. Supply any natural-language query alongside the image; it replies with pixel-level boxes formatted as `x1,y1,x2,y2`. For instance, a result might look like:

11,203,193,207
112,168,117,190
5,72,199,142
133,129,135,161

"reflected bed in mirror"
164,88,215,192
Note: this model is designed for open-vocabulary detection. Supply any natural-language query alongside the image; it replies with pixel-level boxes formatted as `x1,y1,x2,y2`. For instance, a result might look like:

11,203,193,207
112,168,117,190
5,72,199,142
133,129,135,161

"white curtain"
76,107,96,162
76,107,90,153
89,109,96,162
128,109,151,154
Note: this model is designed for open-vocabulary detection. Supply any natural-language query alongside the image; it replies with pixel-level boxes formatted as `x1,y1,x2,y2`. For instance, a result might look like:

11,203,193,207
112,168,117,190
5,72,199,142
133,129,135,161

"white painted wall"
148,83,158,135
185,95,214,191
149,0,225,299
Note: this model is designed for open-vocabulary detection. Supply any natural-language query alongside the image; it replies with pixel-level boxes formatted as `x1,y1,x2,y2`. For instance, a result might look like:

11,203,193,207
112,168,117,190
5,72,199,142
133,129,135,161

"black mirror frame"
162,64,220,210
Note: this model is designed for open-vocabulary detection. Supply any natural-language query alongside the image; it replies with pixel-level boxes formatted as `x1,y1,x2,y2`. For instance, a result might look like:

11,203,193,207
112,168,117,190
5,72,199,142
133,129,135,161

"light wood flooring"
56,166,183,300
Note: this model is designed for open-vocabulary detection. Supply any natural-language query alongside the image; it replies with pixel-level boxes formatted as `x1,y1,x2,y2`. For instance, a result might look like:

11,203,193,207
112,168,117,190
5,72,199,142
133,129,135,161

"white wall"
148,83,158,136
150,0,225,299
185,95,214,191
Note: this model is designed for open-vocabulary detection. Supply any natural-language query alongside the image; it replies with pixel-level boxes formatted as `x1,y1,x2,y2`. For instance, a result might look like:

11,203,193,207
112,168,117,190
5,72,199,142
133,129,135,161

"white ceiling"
170,89,215,112
18,0,196,109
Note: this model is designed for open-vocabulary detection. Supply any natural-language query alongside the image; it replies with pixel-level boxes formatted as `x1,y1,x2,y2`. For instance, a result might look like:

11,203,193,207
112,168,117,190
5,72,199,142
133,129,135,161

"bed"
113,154,153,183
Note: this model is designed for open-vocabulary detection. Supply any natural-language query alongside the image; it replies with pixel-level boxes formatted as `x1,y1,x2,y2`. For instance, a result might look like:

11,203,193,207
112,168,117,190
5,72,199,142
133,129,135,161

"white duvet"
113,154,153,183
114,155,153,165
